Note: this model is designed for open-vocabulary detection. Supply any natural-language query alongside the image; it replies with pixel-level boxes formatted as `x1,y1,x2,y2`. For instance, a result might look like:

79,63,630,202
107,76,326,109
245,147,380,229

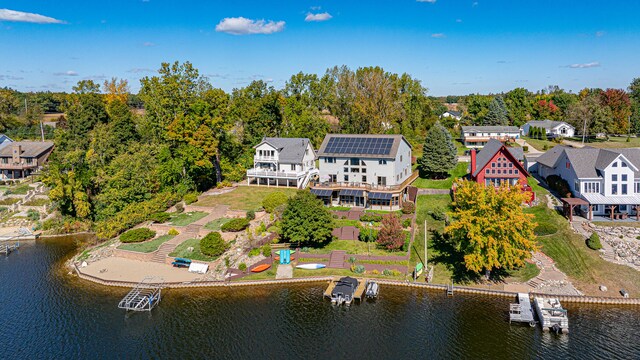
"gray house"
536,145,640,220
311,134,416,210
460,126,520,148
246,137,318,189
522,120,575,138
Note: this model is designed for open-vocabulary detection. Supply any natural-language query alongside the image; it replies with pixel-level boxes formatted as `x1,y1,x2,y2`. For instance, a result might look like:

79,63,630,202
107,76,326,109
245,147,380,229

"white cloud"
305,12,332,22
595,30,605,37
127,68,155,74
142,41,156,47
0,9,65,24
567,62,600,69
417,0,437,3
431,33,446,38
54,70,78,76
215,17,285,35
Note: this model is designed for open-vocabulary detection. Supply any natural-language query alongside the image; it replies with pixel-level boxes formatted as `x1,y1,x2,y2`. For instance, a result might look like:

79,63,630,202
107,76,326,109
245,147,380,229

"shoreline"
71,263,640,306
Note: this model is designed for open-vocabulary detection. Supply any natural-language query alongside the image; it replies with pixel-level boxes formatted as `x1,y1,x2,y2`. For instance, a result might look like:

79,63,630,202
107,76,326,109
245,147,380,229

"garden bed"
117,235,175,253
169,238,220,262
170,211,208,226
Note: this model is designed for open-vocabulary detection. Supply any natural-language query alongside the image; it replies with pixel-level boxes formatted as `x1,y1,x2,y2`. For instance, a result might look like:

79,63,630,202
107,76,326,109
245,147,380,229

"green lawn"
193,186,298,211
524,201,640,295
304,239,407,256
0,198,20,205
170,211,208,226
235,262,278,280
584,136,640,149
169,238,220,262
413,162,468,189
6,183,31,195
204,218,233,231
293,267,406,280
506,262,540,283
23,198,50,206
334,219,360,227
523,137,559,152
118,235,175,253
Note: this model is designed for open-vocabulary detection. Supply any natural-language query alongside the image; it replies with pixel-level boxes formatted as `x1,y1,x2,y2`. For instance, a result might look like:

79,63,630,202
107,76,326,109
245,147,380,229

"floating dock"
0,242,19,256
533,296,569,333
324,278,368,302
509,293,536,326
118,277,164,312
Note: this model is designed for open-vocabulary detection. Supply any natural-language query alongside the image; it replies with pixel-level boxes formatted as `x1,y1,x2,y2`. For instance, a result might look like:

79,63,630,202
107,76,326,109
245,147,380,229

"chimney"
470,148,477,175
12,144,21,164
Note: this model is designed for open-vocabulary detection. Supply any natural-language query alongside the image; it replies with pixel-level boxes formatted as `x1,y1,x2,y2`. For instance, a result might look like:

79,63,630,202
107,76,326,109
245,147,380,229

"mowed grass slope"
413,162,468,189
194,186,298,211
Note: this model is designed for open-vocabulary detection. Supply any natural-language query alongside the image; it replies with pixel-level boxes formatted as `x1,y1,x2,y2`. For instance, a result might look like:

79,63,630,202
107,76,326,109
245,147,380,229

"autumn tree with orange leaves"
446,180,537,278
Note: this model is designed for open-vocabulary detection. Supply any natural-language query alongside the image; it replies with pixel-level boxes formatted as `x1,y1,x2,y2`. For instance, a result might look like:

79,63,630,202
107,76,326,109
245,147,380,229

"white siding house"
246,137,317,189
536,145,640,219
311,134,417,210
522,120,575,138
460,126,520,148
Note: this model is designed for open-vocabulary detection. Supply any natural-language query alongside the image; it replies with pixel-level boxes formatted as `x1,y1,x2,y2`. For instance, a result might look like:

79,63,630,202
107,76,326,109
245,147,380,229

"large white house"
522,120,575,138
310,134,417,210
460,126,520,148
536,145,640,220
246,137,318,189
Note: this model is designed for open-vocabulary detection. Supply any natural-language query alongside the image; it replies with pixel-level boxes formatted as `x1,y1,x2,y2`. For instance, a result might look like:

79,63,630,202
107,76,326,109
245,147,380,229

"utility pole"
424,220,427,271
582,116,587,145
40,120,45,142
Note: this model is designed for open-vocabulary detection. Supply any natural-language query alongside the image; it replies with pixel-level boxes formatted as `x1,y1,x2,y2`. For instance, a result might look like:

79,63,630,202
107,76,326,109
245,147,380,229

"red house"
470,139,530,188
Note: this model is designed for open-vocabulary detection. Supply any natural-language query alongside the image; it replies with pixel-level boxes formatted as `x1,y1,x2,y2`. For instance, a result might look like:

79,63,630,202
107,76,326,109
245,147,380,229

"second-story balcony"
246,168,308,179
311,171,419,192
254,155,278,162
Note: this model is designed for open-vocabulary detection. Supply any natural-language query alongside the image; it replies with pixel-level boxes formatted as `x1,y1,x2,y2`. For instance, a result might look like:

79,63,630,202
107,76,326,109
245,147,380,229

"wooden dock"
323,280,336,298
509,293,536,326
353,279,367,301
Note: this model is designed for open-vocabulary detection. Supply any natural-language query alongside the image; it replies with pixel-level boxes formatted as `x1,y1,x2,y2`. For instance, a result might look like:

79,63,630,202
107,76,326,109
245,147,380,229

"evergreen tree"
484,96,508,126
419,122,457,179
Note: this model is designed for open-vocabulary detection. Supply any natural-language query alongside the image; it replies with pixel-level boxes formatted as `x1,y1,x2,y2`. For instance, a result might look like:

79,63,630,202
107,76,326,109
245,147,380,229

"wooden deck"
354,279,367,301
324,280,336,298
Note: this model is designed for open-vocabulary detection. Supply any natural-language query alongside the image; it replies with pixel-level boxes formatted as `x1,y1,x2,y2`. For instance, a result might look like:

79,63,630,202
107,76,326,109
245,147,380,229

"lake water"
1,237,639,359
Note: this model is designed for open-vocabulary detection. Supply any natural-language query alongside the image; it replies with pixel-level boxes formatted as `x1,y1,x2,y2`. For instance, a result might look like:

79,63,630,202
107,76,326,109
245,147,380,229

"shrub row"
221,218,250,232
360,213,382,223
120,228,156,243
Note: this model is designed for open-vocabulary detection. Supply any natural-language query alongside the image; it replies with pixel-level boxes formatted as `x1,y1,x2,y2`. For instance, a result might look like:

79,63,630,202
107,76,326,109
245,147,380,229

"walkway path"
150,205,229,263
522,252,582,295
515,138,543,155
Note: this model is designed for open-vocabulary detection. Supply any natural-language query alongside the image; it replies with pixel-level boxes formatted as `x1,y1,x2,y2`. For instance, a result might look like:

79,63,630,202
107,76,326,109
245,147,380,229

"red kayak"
251,264,271,273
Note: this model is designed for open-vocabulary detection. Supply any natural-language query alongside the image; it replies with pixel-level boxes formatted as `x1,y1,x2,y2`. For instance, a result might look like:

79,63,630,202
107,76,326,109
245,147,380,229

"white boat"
365,281,379,299
296,263,326,270
533,297,569,334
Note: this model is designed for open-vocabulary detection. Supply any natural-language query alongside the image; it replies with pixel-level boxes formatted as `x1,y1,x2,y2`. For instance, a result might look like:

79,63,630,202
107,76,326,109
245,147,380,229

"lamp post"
368,221,373,256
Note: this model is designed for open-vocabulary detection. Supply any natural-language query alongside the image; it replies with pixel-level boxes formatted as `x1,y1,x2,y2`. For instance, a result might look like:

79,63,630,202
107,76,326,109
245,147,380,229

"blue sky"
1,0,639,95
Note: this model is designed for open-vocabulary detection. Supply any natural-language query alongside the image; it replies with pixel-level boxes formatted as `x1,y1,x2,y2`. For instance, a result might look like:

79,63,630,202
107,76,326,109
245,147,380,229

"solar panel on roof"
325,137,395,156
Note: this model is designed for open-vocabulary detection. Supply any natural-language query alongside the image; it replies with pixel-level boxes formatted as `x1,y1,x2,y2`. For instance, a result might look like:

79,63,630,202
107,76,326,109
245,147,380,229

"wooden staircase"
150,226,200,264
328,250,346,269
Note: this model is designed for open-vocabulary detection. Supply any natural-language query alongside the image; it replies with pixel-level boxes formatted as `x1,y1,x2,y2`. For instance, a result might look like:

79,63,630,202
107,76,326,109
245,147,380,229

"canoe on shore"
296,263,326,270
251,264,271,273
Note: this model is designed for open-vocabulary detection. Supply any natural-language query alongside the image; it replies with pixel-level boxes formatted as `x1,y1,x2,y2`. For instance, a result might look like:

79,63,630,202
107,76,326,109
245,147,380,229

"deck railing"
246,168,307,179
312,171,419,191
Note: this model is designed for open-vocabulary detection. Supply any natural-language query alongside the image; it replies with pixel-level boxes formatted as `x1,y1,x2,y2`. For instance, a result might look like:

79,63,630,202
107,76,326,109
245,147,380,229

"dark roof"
443,110,462,117
317,134,411,159
332,276,359,296
526,120,573,130
310,188,332,197
255,137,312,164
339,189,364,197
0,141,54,158
461,125,520,133
472,139,526,176
369,192,393,200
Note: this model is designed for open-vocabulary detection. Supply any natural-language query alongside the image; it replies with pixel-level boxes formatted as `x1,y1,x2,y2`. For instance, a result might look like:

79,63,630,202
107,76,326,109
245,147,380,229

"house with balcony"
0,134,14,150
461,125,520,148
0,141,54,180
245,137,318,189
522,120,575,138
536,145,640,220
310,134,417,210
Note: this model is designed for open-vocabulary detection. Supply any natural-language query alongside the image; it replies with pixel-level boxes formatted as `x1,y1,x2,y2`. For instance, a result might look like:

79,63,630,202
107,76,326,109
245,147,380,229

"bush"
262,244,271,257
149,212,171,223
359,228,378,242
402,218,412,228
383,269,393,276
534,223,558,236
168,228,179,236
216,180,232,189
523,146,529,152
542,144,549,151
429,206,446,221
262,192,288,213
239,263,247,272
221,218,250,232
546,175,571,197
120,228,156,243
587,232,602,250
351,265,365,274
246,210,256,220
371,269,380,275
27,209,40,221
200,232,229,257
248,248,260,257
360,213,383,223
175,202,184,214
401,202,415,214
184,192,199,205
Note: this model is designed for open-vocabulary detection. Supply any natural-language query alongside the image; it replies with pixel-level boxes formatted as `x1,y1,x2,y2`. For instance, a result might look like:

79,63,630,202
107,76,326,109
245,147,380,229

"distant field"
194,186,298,211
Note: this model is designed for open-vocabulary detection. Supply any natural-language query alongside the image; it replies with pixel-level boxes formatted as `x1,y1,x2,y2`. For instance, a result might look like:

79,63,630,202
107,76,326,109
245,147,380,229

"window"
612,184,618,195
622,184,628,195
377,176,387,186
486,169,490,174
379,160,387,165
400,155,403,162
613,162,618,167
566,161,570,169
622,162,628,167
509,170,513,175
584,182,601,193
351,168,359,173
508,163,513,168
344,167,349,173
492,163,496,168
620,205,627,211
362,168,367,173
329,174,337,182
514,169,519,175
350,158,359,166
574,180,579,191
623,174,628,181
362,176,367,183
324,157,336,163
636,182,640,193
344,175,349,182
612,174,618,181
396,174,400,182
497,163,502,168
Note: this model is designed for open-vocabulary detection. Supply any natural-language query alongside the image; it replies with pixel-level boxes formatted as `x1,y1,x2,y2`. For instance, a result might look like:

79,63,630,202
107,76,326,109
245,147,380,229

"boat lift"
118,277,164,312
0,242,19,256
